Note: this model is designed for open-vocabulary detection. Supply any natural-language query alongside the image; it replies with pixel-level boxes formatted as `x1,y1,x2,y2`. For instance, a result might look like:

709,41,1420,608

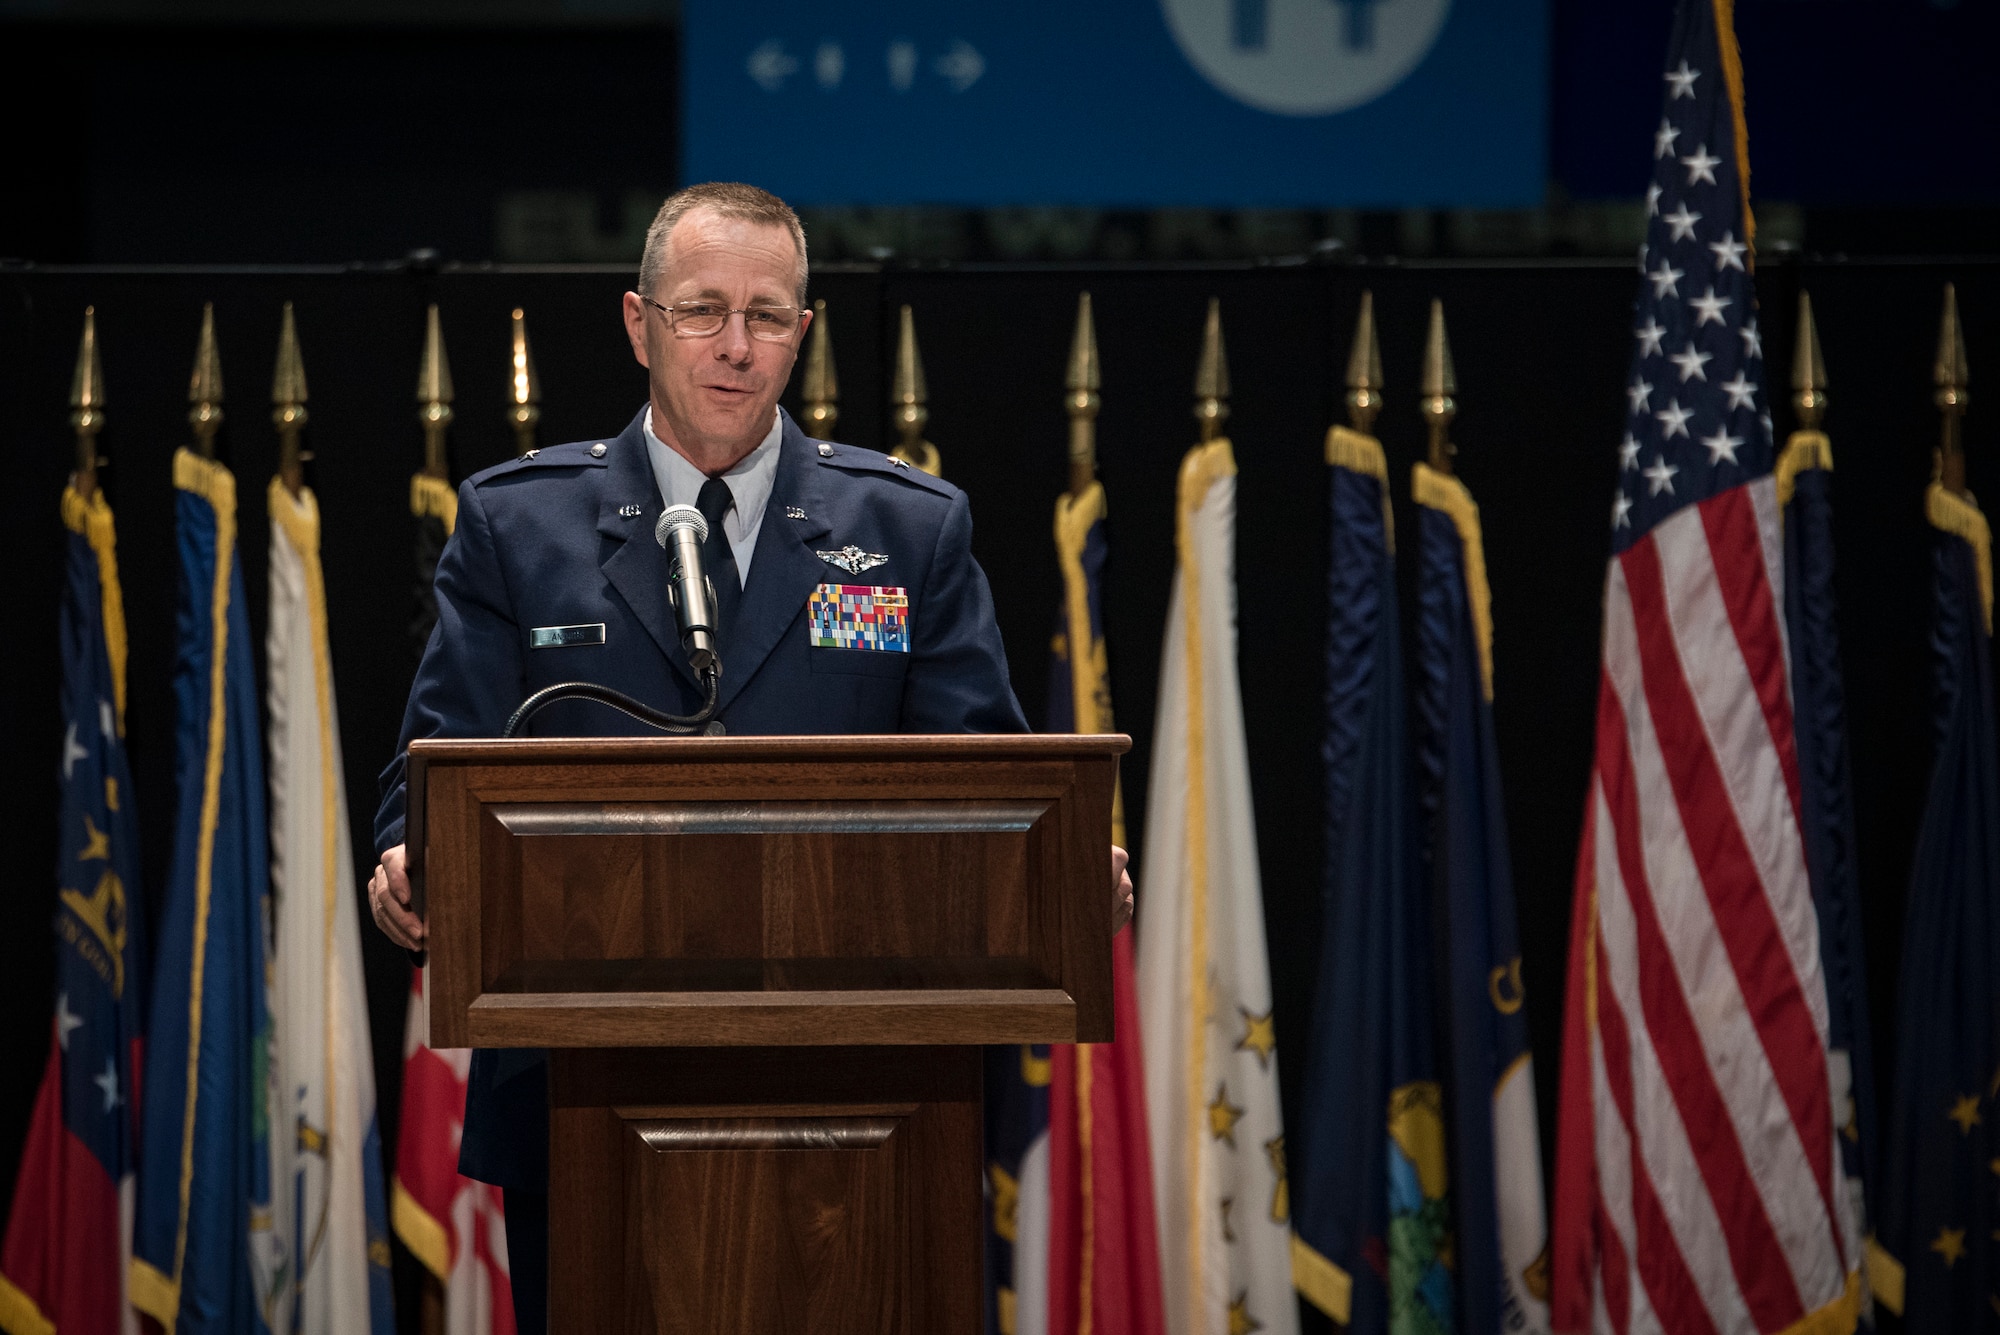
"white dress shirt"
642,406,783,584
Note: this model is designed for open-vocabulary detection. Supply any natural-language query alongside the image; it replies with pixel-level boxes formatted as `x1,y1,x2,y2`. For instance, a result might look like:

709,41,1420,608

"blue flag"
131,450,279,1335
1875,478,2000,1326
1777,429,1880,1304
0,482,151,1332
1292,427,1453,1334
1412,461,1551,1335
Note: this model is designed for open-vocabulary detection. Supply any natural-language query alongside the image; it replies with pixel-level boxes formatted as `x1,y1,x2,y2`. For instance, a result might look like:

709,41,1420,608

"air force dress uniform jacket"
375,406,1027,1188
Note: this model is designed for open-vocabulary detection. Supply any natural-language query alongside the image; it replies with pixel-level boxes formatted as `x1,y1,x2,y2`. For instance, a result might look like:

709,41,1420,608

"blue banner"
131,452,278,1335
684,0,1545,207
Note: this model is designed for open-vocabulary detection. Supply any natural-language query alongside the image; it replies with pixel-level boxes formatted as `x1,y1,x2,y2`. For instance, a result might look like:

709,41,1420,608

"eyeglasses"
641,296,803,342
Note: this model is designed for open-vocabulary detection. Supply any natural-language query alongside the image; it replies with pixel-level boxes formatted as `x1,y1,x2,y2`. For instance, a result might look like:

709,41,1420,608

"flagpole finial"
508,307,542,457
417,303,454,479
801,298,840,441
1791,291,1828,430
1066,291,1102,494
188,302,225,460
1345,290,1384,434
70,306,106,496
1935,283,1969,495
272,302,310,494
1420,298,1458,472
1194,298,1230,442
889,304,941,476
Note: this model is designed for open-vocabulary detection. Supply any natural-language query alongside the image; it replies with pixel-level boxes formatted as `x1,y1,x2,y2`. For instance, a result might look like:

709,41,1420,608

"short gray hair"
637,182,808,306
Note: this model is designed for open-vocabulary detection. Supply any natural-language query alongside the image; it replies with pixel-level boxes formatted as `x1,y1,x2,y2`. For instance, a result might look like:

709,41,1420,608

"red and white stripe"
1552,478,1859,1335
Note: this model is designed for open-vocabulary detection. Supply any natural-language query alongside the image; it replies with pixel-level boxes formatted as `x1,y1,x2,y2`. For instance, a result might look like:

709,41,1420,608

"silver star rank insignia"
817,545,889,575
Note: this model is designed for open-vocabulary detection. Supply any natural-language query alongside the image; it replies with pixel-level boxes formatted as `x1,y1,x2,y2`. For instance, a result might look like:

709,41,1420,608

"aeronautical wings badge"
816,545,889,575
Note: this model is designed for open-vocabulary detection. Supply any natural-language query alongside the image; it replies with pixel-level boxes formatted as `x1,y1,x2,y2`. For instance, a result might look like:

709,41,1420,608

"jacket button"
591,443,607,457
818,443,835,457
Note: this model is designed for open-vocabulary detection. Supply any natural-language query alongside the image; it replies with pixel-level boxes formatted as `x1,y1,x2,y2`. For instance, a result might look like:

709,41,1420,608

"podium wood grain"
410,735,1125,1334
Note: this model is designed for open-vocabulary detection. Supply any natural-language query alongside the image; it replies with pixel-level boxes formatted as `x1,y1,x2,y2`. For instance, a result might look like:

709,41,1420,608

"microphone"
654,504,722,678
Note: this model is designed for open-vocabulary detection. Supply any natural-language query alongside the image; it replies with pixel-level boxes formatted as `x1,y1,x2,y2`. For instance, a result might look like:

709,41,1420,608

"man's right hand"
368,844,427,951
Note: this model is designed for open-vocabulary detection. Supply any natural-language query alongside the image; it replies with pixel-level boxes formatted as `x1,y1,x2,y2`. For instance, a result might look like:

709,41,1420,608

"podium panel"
410,734,1127,1334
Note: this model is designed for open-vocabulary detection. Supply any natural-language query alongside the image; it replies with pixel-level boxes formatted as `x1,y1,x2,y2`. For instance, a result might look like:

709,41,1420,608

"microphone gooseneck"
499,499,728,739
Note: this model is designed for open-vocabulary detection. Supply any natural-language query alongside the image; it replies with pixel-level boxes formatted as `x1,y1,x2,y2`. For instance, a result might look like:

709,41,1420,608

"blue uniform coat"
376,407,1026,1187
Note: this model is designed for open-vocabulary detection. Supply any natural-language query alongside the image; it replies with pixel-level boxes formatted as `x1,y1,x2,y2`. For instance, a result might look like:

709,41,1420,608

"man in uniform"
366,182,1132,1329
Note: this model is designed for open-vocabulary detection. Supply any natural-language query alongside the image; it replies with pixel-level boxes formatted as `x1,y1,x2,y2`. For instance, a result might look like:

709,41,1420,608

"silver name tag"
530,623,606,649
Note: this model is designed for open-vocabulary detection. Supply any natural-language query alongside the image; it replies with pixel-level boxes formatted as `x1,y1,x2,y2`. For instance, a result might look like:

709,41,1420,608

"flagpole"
189,302,224,460
507,307,541,458
889,303,941,476
1419,298,1457,474
1193,298,1228,444
70,306,105,498
419,303,454,482
801,298,839,440
273,303,309,497
1066,293,1101,498
1935,283,1969,498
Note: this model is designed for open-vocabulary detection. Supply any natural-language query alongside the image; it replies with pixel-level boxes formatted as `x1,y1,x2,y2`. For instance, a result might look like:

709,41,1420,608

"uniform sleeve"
374,480,526,853
898,489,1029,735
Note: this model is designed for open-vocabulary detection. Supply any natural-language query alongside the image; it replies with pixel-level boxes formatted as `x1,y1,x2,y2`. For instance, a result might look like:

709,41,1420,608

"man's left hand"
1113,845,1133,935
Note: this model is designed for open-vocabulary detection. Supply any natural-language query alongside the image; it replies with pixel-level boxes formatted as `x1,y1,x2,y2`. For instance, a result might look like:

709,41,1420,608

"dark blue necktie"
695,477,742,650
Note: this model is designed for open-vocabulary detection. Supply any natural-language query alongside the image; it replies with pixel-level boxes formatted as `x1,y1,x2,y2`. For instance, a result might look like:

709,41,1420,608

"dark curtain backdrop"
2,258,1992,1327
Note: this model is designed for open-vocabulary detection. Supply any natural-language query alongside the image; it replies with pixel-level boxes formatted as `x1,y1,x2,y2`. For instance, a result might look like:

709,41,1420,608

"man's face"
622,207,810,468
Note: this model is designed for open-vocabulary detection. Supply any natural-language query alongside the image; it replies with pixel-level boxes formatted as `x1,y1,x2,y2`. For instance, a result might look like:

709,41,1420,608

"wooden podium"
407,734,1128,1334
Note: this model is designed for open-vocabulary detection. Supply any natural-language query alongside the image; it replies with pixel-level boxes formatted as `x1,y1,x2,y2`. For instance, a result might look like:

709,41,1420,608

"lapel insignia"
619,503,643,518
786,506,808,520
817,545,889,575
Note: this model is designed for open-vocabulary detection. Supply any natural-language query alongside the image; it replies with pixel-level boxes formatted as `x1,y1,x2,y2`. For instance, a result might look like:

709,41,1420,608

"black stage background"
2,257,1994,1326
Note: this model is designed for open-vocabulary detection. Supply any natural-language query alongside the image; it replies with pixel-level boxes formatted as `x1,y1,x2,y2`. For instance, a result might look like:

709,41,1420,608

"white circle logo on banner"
1160,0,1452,117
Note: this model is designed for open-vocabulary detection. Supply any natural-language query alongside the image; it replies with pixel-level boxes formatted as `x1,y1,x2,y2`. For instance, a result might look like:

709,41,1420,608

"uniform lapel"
596,409,703,694
718,414,832,711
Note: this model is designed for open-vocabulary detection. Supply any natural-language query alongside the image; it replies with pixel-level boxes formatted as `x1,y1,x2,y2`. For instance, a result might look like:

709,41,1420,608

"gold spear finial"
1193,298,1230,443
272,302,309,494
889,304,941,475
188,302,224,459
417,303,454,479
69,307,106,497
1420,299,1459,473
1066,292,1102,494
1935,283,1969,496
1345,290,1384,433
801,298,839,440
1791,291,1828,430
508,307,542,457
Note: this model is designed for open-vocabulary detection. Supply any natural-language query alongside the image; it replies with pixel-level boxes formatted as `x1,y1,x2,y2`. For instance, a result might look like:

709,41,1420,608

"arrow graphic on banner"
747,39,799,91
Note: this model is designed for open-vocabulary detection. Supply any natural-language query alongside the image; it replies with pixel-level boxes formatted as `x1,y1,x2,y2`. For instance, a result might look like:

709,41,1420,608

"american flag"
1549,2,1863,1331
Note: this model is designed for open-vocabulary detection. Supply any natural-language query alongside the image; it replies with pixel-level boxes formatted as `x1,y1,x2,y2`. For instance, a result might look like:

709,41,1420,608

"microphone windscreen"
655,504,708,548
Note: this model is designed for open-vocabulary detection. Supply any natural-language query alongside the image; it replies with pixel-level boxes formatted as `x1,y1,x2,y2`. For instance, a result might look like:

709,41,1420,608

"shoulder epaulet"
468,437,612,487
811,440,957,498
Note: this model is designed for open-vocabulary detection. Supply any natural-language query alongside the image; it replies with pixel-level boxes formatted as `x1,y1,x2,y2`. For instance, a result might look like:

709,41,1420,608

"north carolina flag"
130,450,281,1335
265,478,395,1334
1137,439,1296,1335
393,470,514,1335
392,973,514,1335
985,477,1166,1335
0,481,150,1335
